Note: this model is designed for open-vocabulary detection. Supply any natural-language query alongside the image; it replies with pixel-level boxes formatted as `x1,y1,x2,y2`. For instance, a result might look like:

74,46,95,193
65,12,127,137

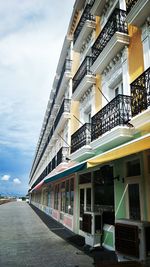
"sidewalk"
0,201,94,267
30,204,149,267
30,204,118,265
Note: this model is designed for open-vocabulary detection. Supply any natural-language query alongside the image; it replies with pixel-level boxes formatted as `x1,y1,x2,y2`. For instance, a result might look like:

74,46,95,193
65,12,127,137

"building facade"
29,0,150,262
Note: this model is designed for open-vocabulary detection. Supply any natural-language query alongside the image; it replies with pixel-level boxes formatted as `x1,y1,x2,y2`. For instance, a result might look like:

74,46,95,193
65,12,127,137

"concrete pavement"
0,201,94,267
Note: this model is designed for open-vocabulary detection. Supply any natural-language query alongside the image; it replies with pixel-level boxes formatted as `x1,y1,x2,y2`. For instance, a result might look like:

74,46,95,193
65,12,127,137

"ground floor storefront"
30,136,150,262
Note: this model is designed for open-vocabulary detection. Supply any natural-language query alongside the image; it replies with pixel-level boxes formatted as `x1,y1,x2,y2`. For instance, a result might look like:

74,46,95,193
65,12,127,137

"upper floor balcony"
126,0,150,27
57,147,70,166
72,56,95,100
71,123,94,161
54,98,71,132
90,0,106,16
91,9,129,74
91,94,132,140
73,3,96,52
55,59,72,101
130,67,150,130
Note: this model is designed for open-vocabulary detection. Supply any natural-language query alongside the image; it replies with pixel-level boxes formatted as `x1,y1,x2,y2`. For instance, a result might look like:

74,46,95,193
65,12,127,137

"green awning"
44,162,86,184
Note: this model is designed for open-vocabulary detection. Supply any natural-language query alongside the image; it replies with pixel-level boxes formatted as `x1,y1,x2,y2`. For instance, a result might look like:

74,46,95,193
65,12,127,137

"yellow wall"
128,25,144,83
94,74,102,115
95,16,101,38
70,101,80,135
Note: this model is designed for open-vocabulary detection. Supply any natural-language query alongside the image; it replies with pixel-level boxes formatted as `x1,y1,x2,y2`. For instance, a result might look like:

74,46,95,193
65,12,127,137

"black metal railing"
57,147,69,166
30,100,70,181
54,99,71,130
73,56,93,93
92,9,128,64
55,59,72,97
126,0,138,14
30,59,72,178
91,94,132,141
71,123,91,154
52,156,56,170
131,67,150,117
74,4,95,44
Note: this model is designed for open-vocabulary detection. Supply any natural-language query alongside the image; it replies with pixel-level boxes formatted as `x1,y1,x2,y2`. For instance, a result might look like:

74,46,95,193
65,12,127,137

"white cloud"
0,0,74,154
1,175,10,181
13,178,21,185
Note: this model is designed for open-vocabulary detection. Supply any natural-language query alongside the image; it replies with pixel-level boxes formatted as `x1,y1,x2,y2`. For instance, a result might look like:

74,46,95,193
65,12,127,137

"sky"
0,0,75,197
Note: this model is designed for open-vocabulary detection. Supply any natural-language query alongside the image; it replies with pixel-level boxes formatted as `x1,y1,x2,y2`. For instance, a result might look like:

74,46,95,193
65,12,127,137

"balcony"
57,147,69,166
91,94,133,151
91,9,129,74
90,0,106,16
72,56,95,100
55,59,72,100
71,123,94,161
126,0,150,27
130,67,150,130
74,3,95,51
54,98,71,132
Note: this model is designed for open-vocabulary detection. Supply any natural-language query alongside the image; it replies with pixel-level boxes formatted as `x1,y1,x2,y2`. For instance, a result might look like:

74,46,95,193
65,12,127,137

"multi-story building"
29,0,150,262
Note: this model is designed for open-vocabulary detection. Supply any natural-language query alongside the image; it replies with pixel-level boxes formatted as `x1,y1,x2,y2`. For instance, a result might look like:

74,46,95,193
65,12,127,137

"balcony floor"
91,32,130,74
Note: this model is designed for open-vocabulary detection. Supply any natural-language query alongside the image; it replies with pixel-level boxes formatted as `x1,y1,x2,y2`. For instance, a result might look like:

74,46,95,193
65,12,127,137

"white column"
142,19,150,70
119,0,126,10
122,47,130,96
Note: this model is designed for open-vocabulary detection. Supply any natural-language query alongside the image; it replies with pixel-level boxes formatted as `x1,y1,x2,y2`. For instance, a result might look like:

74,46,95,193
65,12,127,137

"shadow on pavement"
30,204,119,266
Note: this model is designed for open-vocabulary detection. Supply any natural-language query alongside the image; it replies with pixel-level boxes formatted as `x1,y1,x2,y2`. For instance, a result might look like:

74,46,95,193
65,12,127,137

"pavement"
1,202,147,267
0,201,94,267
30,204,118,265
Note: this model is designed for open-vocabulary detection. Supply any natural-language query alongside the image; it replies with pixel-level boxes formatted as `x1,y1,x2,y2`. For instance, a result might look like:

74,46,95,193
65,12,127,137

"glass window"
54,184,59,210
60,182,65,212
65,180,69,213
93,168,114,224
127,159,141,177
70,178,74,215
79,172,91,184
128,183,141,220
86,188,91,212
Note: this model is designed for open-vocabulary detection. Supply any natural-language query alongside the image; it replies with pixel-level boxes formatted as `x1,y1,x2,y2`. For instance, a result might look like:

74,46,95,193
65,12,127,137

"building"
29,0,150,262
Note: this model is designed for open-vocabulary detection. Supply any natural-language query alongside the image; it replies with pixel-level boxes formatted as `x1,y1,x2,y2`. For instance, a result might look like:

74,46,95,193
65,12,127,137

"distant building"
29,0,150,262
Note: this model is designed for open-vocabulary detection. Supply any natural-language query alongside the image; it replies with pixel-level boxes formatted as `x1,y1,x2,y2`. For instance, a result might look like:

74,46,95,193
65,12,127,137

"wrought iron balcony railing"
92,9,128,64
91,94,132,141
126,0,138,14
72,56,93,93
71,123,91,154
54,98,71,130
131,67,150,117
52,156,56,170
57,147,69,166
55,59,72,97
74,3,95,44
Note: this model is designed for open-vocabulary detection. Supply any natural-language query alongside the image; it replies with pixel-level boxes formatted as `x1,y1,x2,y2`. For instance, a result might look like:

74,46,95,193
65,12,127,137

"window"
79,172,91,184
93,168,114,225
64,178,74,215
60,182,65,212
128,183,141,220
54,184,59,210
147,155,150,173
127,159,141,177
70,178,74,215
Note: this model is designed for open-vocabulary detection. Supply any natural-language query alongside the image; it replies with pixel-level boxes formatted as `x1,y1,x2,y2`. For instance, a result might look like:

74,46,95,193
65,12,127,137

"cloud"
0,0,75,196
13,178,21,185
1,174,10,181
0,0,74,156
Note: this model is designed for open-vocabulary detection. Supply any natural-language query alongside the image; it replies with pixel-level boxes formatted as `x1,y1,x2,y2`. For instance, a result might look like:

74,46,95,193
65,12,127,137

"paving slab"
0,201,94,267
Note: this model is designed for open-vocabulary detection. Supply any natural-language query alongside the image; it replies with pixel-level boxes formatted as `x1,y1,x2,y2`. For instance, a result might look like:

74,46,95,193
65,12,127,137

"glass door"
79,186,91,231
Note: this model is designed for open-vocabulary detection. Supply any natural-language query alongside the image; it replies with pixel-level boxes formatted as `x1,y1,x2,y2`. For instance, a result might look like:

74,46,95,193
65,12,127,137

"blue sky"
0,0,75,196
